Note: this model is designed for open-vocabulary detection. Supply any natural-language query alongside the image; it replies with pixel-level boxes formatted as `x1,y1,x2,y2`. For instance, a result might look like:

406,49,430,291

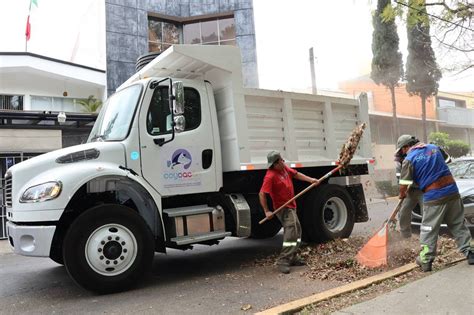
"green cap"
396,135,417,153
267,150,282,168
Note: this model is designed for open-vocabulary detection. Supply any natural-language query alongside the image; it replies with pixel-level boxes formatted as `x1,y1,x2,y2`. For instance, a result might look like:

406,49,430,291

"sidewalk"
334,262,473,315
0,239,12,255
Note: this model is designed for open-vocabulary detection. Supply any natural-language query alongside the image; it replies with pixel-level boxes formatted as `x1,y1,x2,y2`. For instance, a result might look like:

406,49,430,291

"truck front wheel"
63,205,154,293
302,184,355,242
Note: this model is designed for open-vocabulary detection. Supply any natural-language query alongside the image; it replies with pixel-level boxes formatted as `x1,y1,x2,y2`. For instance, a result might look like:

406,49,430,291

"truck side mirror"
174,115,185,132
172,81,185,115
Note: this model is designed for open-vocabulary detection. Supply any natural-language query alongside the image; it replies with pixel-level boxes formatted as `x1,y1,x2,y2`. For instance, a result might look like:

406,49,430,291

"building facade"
0,52,104,239
105,0,259,96
340,76,474,186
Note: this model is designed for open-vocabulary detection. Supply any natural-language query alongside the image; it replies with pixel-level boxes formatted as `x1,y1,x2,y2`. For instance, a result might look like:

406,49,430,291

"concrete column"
357,93,372,158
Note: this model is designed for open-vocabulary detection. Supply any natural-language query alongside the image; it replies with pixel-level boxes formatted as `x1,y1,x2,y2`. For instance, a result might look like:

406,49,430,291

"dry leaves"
252,233,464,283
338,123,366,167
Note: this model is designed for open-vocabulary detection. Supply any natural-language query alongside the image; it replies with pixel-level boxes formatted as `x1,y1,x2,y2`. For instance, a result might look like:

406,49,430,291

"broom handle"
387,198,404,224
259,164,343,225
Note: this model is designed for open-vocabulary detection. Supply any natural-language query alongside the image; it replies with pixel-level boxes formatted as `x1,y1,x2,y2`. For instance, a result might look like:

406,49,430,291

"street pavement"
4,198,472,314
0,199,395,314
334,261,473,315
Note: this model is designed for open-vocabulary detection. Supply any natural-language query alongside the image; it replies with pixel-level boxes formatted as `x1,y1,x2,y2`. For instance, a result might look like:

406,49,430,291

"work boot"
416,256,432,272
468,250,474,265
291,257,306,266
278,264,290,274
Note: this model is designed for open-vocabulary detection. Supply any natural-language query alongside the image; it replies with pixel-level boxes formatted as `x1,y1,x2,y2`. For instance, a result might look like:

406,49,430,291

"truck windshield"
88,84,142,142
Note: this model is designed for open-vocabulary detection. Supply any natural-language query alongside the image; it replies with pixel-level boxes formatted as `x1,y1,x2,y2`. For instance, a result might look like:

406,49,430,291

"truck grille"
4,174,12,207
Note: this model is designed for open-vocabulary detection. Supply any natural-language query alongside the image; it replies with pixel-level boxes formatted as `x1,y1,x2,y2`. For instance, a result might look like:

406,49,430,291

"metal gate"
0,152,42,239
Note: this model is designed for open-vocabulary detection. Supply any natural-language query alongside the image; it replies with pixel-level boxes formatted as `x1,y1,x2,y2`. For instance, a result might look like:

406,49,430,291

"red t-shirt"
260,165,298,210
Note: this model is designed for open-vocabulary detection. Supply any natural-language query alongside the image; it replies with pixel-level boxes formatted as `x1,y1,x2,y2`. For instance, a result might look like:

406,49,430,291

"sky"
253,0,474,93
0,0,472,93
0,0,105,70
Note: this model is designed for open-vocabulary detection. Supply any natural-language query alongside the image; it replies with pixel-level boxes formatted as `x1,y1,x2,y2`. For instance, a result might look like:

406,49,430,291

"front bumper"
6,221,56,257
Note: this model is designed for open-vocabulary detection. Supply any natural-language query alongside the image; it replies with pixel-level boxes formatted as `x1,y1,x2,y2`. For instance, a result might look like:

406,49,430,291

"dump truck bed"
120,45,371,172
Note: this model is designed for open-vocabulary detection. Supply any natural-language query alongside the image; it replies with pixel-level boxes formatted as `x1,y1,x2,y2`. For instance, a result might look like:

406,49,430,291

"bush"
446,140,470,158
429,132,470,158
428,132,449,148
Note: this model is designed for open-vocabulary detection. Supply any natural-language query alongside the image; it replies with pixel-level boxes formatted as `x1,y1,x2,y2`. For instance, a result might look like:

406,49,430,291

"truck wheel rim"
322,197,347,233
85,223,138,276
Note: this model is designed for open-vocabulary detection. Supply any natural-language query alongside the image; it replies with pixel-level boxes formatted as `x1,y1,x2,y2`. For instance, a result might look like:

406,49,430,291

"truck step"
163,204,214,217
170,231,231,246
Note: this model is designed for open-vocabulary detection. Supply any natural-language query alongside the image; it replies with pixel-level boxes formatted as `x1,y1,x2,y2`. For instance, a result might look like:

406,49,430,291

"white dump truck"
5,45,373,292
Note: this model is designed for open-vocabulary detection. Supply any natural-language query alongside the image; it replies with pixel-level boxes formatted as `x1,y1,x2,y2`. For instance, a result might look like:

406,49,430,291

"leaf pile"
252,234,465,283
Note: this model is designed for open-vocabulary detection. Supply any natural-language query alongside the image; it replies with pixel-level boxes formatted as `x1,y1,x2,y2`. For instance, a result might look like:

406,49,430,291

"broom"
259,122,367,225
356,197,404,268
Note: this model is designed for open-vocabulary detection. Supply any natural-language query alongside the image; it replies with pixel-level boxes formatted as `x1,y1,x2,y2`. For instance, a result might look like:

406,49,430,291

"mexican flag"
25,0,38,41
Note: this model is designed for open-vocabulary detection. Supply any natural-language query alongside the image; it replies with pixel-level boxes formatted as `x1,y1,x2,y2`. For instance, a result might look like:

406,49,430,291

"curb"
255,263,417,315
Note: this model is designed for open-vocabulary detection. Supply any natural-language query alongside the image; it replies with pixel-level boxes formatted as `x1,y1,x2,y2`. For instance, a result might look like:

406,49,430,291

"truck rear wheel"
302,184,355,242
63,205,154,293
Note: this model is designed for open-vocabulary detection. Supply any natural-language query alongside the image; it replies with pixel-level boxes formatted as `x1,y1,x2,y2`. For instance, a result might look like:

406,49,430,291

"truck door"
138,80,218,196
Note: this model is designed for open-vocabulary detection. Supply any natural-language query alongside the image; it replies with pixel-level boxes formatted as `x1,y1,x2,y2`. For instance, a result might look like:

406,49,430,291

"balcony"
437,107,474,128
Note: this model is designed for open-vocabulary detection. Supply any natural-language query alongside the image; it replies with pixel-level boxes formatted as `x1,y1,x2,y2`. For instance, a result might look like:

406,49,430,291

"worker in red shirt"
259,151,318,274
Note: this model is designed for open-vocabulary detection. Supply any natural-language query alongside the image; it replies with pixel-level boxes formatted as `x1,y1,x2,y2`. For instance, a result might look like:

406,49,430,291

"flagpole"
25,0,32,52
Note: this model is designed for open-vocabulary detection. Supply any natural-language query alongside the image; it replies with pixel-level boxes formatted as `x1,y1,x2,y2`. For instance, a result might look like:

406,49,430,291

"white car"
412,157,474,229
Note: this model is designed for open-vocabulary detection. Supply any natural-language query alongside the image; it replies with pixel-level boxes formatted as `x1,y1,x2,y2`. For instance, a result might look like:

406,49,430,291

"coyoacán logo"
164,149,193,180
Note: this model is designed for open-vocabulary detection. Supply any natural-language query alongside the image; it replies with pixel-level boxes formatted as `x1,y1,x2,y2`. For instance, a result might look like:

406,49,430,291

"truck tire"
247,194,281,239
63,204,154,293
50,254,64,265
302,184,355,242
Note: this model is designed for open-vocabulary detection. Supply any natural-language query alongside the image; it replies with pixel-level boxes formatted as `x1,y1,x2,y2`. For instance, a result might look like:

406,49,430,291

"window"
147,87,201,135
148,18,180,53
183,17,236,46
148,16,236,52
30,96,90,113
438,98,466,109
88,85,142,142
0,95,23,110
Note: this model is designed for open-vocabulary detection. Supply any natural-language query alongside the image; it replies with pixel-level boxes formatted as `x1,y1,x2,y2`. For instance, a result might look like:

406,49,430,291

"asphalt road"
0,199,397,314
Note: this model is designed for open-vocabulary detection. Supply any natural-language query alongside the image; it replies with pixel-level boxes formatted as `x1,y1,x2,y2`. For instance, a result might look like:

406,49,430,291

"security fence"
0,152,42,239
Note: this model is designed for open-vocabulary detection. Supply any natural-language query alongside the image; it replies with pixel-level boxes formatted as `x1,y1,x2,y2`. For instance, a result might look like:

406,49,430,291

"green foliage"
371,0,404,89
405,0,430,28
381,0,404,21
447,140,470,158
78,95,102,113
405,1,441,99
429,132,471,158
372,0,404,137
428,132,449,147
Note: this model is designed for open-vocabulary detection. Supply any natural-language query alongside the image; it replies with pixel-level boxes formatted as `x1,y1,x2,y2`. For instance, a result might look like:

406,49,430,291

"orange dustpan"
356,199,404,268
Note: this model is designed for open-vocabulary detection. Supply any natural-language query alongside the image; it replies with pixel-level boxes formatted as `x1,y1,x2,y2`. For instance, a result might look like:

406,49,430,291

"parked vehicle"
4,45,373,292
411,157,474,229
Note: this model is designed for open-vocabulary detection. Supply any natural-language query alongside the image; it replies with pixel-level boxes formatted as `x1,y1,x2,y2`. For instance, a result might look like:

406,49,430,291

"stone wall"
105,0,259,95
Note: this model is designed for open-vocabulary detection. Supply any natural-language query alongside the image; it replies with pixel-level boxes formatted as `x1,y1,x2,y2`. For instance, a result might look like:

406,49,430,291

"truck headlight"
20,181,62,203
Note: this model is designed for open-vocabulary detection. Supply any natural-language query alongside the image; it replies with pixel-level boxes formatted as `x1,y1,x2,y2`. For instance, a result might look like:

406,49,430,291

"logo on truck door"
162,148,200,188
167,149,192,169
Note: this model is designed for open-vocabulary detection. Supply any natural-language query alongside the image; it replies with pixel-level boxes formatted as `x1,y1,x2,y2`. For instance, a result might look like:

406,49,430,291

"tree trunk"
421,96,427,143
390,86,399,141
